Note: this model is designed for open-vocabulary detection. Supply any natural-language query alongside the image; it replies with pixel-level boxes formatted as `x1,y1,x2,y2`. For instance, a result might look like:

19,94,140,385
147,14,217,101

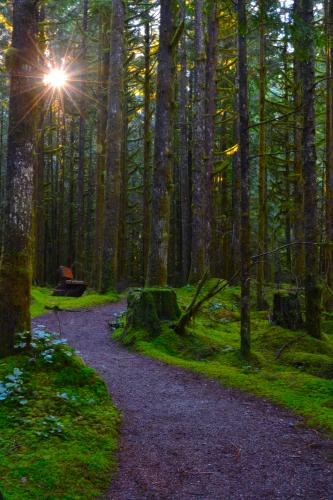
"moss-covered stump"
123,289,181,342
272,292,304,330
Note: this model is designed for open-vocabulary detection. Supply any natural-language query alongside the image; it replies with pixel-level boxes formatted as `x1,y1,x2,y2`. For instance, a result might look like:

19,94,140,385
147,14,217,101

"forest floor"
35,299,333,500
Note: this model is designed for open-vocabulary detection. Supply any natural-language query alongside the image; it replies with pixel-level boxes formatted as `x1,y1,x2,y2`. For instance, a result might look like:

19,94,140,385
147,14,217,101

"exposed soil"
34,302,333,500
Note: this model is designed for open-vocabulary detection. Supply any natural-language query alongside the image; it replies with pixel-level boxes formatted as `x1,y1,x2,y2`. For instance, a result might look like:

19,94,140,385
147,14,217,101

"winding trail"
34,301,333,500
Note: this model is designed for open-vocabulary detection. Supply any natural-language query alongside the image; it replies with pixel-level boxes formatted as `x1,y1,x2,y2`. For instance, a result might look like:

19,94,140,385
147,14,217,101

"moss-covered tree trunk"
75,0,88,280
143,14,152,283
325,0,333,302
101,0,125,292
146,0,178,286
93,7,110,291
301,0,322,338
0,0,39,357
293,0,305,283
179,0,191,284
237,0,251,356
189,0,207,283
256,0,268,310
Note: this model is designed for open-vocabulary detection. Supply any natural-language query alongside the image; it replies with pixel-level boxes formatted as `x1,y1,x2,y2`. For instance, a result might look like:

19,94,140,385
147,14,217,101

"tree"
237,0,251,356
300,0,321,338
101,0,125,292
146,0,179,286
189,0,207,283
0,0,39,357
256,0,268,310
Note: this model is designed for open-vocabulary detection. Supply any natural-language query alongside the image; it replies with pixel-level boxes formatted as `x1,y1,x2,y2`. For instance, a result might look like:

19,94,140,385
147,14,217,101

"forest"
0,0,333,498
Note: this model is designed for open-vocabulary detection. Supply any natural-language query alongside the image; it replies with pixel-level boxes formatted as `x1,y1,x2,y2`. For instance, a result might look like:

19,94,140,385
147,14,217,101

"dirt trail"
34,302,333,500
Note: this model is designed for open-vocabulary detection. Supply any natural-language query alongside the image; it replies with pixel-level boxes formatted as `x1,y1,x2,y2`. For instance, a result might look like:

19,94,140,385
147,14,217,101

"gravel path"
34,302,333,500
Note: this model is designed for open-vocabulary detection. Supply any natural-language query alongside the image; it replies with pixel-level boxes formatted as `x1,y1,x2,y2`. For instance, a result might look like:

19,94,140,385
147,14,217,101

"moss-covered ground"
114,283,333,434
0,288,120,499
31,287,119,318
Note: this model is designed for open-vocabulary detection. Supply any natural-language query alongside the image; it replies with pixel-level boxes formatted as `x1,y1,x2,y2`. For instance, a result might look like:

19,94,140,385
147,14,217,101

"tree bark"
94,7,110,290
205,0,218,271
143,14,152,283
189,0,207,283
293,0,305,283
256,0,268,310
146,0,178,286
101,0,125,291
301,0,321,338
325,0,333,296
178,0,191,284
0,0,39,357
237,0,251,356
75,0,88,279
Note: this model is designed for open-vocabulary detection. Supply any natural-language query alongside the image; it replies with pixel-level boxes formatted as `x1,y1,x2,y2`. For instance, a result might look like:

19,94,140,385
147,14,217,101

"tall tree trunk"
325,0,333,297
237,0,251,356
283,41,292,274
33,4,46,285
101,0,125,291
179,0,191,283
94,7,110,290
179,0,191,284
256,0,267,309
205,0,218,270
143,15,152,282
76,0,88,279
301,0,321,338
0,0,39,357
293,0,305,283
189,0,207,283
146,0,178,286
67,118,76,267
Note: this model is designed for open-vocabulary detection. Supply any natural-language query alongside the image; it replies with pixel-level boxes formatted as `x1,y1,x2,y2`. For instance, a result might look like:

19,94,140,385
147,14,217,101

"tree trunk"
256,0,268,310
189,0,207,283
75,0,88,279
94,7,110,290
301,0,321,338
143,15,152,283
205,0,218,271
0,0,39,357
101,0,125,291
179,0,191,284
293,0,305,283
146,0,178,286
237,0,251,356
325,0,333,298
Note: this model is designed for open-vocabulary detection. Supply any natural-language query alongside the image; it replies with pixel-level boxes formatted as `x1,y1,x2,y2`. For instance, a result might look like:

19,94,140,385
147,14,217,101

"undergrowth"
113,282,333,434
0,326,120,499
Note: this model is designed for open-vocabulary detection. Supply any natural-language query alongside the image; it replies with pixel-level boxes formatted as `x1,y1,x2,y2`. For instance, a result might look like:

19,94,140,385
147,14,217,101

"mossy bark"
101,0,125,292
0,0,39,357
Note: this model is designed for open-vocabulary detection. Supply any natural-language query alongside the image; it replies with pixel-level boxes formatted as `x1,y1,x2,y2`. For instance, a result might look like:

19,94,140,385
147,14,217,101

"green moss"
31,287,119,318
0,344,120,499
114,283,333,434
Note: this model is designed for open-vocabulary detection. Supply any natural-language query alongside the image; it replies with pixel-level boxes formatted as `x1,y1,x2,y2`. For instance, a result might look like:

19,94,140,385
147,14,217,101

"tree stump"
272,292,304,330
123,288,181,340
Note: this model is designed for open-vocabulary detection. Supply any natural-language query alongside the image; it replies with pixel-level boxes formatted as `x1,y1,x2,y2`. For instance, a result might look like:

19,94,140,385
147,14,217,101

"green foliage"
31,287,119,318
0,326,120,499
114,284,333,434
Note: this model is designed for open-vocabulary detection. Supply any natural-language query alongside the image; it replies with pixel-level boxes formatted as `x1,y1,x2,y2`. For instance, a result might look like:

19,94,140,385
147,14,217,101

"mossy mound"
281,351,333,379
122,288,181,344
0,328,120,499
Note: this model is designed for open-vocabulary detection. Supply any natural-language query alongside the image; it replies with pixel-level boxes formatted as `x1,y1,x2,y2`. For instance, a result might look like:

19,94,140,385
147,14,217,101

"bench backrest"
58,266,74,280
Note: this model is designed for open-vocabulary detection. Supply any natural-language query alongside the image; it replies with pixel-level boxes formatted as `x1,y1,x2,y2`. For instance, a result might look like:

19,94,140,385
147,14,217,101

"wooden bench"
53,266,87,297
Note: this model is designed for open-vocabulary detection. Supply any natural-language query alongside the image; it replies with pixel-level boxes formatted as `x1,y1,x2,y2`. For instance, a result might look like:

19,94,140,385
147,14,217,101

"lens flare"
43,68,68,88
